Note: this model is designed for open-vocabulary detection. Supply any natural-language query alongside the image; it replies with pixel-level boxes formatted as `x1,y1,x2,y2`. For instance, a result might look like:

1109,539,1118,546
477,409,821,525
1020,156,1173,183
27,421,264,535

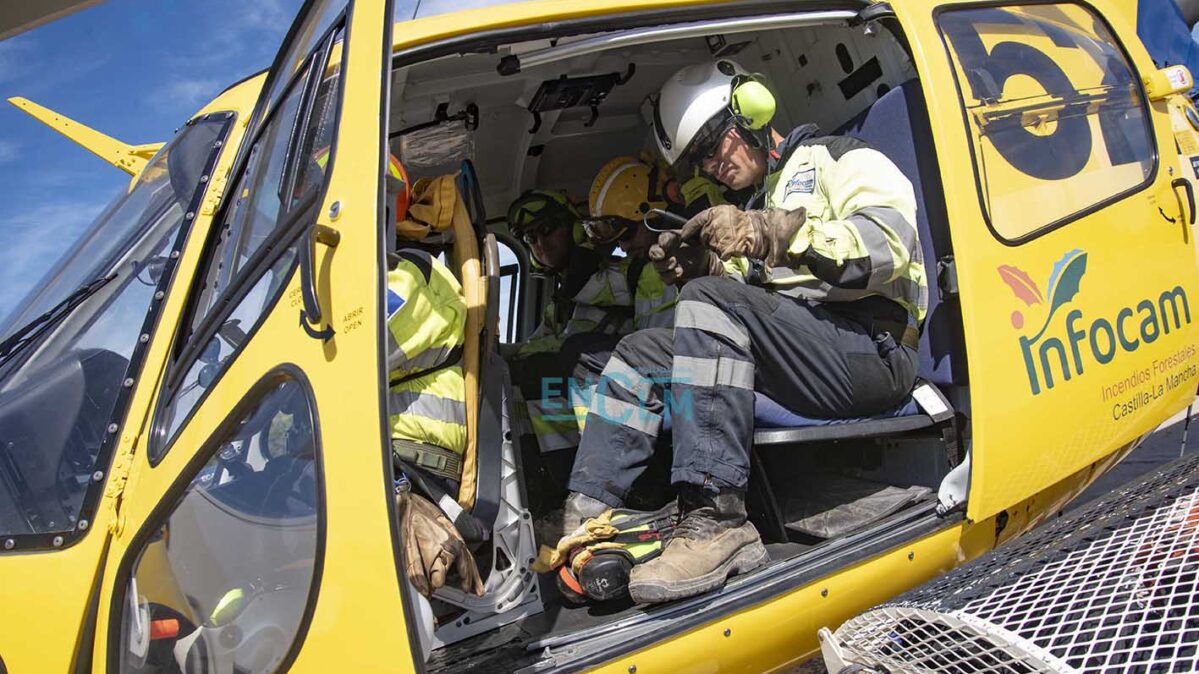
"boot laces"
673,508,719,540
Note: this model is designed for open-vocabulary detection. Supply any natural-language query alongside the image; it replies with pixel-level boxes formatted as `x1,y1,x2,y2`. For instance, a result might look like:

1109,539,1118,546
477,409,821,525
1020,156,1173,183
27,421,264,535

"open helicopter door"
88,1,405,671
892,0,1199,522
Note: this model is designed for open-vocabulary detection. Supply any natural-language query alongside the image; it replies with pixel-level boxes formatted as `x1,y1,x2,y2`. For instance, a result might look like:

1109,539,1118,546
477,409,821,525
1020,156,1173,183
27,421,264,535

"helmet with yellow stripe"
507,189,585,271
583,156,668,245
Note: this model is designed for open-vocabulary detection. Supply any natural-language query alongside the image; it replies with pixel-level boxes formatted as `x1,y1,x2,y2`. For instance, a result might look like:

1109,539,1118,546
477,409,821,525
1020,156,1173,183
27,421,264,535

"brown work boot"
628,485,768,604
534,491,609,547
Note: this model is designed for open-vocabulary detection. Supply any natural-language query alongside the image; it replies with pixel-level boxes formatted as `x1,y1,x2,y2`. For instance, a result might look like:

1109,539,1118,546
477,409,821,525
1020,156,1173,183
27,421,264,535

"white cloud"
0,140,18,164
158,77,223,111
241,0,296,31
0,198,108,317
411,0,520,18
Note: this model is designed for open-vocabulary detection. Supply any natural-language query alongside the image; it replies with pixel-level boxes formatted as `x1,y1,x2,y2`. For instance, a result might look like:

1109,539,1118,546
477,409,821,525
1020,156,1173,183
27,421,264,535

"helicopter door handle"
1172,178,1195,226
299,224,340,341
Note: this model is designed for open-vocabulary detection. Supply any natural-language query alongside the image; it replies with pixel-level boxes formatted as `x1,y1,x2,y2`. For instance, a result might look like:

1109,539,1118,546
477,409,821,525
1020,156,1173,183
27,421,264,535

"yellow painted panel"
587,524,969,674
0,534,109,672
894,0,1199,521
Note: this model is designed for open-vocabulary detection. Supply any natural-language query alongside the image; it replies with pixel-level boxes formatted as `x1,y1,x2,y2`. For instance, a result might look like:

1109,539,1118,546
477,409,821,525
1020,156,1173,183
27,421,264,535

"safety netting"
825,450,1199,673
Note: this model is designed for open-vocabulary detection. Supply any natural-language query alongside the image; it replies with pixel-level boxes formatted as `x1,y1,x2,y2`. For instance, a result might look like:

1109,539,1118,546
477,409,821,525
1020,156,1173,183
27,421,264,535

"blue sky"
0,0,304,321
0,0,526,325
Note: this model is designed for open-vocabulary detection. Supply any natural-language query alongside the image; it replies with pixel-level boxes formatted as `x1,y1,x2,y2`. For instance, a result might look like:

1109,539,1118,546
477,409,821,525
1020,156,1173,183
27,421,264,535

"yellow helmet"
588,156,668,222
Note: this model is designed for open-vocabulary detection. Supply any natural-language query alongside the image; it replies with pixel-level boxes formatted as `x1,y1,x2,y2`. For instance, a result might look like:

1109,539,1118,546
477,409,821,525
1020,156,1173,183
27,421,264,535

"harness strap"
389,345,464,386
392,438,463,481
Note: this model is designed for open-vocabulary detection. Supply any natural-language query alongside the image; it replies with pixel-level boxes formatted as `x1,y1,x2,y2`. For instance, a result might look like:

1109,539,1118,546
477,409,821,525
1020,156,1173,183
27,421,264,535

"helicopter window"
938,3,1155,241
184,26,344,344
150,27,347,465
495,235,528,344
260,0,346,133
117,374,321,674
0,117,230,546
151,247,299,462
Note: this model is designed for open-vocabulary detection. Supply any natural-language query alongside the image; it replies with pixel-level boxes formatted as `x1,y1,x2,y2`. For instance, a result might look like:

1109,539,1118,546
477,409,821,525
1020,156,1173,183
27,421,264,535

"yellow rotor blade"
7,96,163,176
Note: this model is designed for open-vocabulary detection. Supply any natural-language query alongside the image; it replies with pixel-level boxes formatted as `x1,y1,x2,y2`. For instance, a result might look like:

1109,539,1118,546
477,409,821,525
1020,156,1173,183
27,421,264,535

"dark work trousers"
569,276,917,508
511,332,622,512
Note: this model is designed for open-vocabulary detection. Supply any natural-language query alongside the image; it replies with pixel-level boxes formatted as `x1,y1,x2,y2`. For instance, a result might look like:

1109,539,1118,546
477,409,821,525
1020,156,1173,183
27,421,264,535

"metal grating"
828,451,1199,673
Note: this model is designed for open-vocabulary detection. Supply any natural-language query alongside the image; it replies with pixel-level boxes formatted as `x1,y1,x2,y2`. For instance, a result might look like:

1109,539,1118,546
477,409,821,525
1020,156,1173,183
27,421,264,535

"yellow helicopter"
0,0,1197,672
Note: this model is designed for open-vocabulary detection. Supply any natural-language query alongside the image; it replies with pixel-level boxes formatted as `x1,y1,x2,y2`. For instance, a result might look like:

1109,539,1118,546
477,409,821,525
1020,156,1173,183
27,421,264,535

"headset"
723,60,778,149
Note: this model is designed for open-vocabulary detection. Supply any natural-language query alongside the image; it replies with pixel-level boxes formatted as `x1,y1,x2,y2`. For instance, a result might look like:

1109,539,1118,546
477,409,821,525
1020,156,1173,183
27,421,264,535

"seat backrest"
836,80,967,387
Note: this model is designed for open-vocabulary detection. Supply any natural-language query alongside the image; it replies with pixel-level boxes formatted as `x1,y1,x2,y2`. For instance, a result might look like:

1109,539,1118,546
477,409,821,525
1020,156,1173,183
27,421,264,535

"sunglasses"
581,216,638,245
520,219,564,245
677,115,737,178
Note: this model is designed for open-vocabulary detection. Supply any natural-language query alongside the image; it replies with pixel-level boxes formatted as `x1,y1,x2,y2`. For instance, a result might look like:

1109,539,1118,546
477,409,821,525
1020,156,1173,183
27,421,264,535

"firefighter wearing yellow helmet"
584,155,682,330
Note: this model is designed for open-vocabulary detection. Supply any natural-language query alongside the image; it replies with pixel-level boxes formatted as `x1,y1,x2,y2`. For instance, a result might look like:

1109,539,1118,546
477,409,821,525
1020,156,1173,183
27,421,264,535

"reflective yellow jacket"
386,249,467,455
726,125,928,325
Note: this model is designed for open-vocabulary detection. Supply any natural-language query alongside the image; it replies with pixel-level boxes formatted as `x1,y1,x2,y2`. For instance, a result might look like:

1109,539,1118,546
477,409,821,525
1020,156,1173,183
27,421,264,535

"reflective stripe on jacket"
387,250,467,455
517,257,677,356
727,126,928,325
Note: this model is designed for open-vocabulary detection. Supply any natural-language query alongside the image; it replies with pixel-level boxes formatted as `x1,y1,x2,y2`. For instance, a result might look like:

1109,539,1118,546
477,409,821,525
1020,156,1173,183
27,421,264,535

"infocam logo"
999,249,1192,396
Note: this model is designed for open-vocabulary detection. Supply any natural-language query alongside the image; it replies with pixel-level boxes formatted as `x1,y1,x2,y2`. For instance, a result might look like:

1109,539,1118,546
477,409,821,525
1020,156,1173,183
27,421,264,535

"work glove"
398,490,485,598
680,204,807,266
648,231,725,285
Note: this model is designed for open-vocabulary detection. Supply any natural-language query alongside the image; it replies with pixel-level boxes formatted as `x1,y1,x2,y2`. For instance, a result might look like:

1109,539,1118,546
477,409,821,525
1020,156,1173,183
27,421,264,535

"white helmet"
648,60,775,176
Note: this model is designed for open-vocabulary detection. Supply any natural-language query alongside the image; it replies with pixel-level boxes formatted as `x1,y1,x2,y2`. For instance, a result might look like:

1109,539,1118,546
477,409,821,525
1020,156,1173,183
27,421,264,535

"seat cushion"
661,392,920,432
753,392,919,428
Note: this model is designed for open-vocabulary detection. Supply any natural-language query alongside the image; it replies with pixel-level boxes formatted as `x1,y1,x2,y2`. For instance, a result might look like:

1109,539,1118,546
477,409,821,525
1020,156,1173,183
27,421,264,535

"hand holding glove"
648,231,725,285
680,204,807,266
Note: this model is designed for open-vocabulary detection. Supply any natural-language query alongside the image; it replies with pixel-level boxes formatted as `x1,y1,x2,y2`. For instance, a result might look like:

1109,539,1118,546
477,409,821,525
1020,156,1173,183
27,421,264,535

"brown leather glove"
398,490,485,598
649,231,725,285
680,204,807,266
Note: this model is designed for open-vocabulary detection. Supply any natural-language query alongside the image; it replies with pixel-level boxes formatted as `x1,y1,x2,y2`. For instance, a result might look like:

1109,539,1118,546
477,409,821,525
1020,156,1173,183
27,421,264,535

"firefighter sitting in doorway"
559,60,927,604
385,158,482,598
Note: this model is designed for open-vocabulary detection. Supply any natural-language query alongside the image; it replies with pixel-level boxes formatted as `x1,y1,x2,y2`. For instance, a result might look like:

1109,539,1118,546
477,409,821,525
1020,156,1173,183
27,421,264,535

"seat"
749,79,965,448
451,159,504,527
838,79,965,389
